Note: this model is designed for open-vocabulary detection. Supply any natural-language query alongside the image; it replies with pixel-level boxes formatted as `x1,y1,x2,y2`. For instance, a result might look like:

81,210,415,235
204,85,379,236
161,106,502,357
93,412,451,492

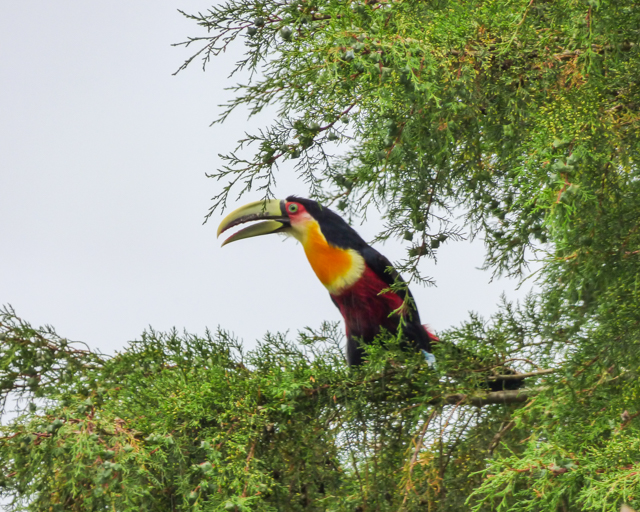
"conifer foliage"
2,0,640,510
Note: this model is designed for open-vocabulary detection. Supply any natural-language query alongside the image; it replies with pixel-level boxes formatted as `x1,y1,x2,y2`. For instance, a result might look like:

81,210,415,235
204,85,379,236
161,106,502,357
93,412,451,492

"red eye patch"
286,202,307,215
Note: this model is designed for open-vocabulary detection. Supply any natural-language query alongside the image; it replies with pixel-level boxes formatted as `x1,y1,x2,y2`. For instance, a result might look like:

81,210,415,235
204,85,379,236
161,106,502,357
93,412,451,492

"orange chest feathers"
300,222,366,295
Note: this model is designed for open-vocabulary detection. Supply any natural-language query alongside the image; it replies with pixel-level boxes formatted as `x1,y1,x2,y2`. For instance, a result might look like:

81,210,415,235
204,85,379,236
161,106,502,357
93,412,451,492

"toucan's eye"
287,203,299,214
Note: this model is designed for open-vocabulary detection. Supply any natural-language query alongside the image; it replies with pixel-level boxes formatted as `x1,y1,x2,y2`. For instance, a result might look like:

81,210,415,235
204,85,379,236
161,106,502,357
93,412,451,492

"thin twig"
402,408,439,505
489,420,516,454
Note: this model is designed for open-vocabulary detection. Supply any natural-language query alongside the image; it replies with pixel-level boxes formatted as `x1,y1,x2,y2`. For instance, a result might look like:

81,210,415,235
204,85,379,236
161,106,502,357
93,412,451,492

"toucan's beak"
217,199,290,246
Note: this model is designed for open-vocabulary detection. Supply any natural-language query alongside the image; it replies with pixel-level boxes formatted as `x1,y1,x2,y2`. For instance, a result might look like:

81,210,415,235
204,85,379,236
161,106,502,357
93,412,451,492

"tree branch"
487,368,557,381
488,419,516,454
430,387,547,407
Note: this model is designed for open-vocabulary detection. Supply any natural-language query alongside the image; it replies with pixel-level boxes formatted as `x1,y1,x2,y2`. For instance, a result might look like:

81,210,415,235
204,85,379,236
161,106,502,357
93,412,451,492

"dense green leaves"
178,0,638,508
2,292,639,511
185,0,640,284
2,0,640,509
1,309,535,511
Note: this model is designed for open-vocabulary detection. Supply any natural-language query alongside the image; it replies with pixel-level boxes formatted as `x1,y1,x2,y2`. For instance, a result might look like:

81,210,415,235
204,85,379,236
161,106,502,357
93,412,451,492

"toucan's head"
217,196,369,293
217,196,366,250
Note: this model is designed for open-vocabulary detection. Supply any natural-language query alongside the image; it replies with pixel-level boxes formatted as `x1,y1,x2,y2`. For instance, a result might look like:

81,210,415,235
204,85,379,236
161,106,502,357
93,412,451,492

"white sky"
0,1,535,357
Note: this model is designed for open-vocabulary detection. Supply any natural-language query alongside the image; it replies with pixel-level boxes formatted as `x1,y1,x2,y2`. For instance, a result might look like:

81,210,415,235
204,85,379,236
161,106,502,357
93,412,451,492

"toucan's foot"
421,350,437,369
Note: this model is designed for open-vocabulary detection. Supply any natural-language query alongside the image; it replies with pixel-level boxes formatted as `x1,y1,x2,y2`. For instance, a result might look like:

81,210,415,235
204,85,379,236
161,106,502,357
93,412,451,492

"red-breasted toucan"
217,196,437,366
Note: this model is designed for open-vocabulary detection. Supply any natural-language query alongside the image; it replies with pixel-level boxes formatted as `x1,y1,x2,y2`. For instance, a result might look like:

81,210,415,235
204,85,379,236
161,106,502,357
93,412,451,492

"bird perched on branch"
217,196,434,366
217,196,521,390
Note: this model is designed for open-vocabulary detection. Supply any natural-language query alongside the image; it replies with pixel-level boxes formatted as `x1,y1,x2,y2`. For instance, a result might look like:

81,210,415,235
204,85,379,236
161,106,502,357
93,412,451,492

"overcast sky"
0,1,535,357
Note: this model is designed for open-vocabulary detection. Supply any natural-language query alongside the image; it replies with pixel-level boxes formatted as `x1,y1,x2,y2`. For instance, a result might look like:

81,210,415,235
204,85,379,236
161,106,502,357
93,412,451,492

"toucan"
217,196,522,390
217,196,436,366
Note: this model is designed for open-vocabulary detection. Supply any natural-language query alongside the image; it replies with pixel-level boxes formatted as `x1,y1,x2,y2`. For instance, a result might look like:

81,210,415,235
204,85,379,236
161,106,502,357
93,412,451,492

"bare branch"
429,387,548,407
487,368,557,382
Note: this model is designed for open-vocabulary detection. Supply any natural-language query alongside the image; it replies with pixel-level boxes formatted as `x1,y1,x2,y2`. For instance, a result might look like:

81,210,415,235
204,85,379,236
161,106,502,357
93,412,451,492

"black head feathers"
285,196,368,251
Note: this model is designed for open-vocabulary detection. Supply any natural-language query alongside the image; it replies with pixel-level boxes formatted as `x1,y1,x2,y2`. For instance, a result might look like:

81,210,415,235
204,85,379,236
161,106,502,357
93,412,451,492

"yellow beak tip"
216,199,287,246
